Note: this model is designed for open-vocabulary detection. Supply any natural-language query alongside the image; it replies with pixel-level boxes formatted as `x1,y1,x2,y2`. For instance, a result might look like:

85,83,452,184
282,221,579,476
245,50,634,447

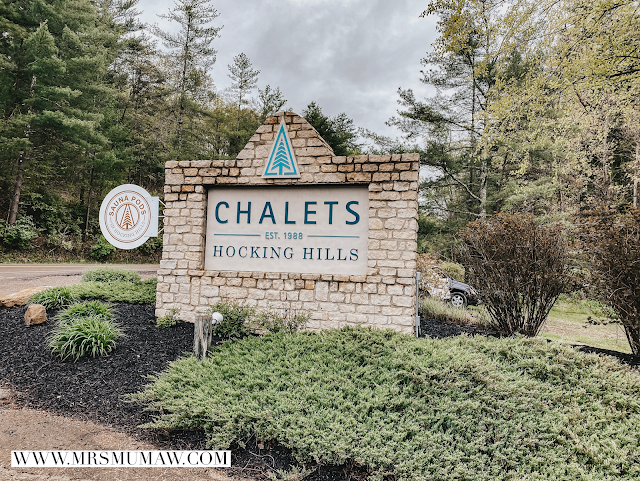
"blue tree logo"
263,121,300,178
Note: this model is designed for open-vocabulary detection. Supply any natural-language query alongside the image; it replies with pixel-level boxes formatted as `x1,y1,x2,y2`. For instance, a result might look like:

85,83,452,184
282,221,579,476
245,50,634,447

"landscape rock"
0,286,52,307
24,304,47,326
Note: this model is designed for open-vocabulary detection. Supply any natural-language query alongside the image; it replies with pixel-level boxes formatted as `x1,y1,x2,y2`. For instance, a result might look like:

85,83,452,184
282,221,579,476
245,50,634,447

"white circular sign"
99,184,154,249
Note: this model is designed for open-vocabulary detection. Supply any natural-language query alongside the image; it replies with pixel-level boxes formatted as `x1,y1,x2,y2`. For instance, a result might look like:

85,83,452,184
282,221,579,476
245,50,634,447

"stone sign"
156,111,419,333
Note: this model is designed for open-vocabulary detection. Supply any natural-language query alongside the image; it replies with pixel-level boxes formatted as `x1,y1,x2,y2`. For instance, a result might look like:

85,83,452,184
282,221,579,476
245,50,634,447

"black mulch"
1,304,637,481
420,315,502,339
0,303,210,448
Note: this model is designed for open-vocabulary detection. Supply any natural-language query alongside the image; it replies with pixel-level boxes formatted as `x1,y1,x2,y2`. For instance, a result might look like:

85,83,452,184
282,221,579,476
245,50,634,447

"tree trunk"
479,156,488,218
177,16,193,153
634,142,639,209
8,151,26,225
83,165,95,241
193,313,212,360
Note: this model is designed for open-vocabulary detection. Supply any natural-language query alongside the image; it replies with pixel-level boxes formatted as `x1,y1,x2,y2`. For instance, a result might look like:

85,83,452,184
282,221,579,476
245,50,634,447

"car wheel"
450,292,467,308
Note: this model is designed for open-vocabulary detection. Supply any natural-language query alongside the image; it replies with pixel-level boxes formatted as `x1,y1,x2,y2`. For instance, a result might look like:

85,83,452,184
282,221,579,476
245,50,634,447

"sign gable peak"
236,111,335,178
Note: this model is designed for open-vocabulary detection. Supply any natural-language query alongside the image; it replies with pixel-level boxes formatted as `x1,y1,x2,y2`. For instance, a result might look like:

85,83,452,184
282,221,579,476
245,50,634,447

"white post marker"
99,184,159,249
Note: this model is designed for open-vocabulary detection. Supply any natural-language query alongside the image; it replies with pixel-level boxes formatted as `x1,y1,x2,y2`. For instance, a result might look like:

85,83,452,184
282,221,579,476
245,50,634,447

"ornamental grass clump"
460,213,570,336
157,308,180,328
133,327,640,481
55,301,113,325
48,316,124,361
82,267,141,283
69,279,157,304
29,286,76,309
420,297,490,326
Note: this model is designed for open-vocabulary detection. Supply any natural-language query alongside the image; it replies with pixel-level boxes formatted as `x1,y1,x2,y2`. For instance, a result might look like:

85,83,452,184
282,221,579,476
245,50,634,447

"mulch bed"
1,303,637,480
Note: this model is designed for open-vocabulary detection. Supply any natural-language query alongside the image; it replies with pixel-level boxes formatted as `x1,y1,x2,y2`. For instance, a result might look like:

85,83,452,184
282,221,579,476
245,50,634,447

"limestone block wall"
156,112,420,333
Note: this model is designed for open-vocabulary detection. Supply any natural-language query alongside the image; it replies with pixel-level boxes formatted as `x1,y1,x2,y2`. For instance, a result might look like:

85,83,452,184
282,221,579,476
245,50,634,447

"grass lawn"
543,300,631,354
134,328,640,481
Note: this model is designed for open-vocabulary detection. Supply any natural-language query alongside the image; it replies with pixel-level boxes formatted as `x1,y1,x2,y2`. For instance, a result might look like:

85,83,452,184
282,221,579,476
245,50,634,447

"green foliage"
157,308,180,328
69,279,157,305
31,279,156,306
208,300,254,340
134,327,640,480
0,216,38,249
89,236,117,261
438,261,465,282
303,102,360,156
82,267,141,283
48,316,124,361
55,301,113,325
252,308,310,334
136,236,163,255
29,287,76,309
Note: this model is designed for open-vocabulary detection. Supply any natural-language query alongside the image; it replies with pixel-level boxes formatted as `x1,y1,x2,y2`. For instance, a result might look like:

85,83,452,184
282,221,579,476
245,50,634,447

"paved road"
0,264,159,297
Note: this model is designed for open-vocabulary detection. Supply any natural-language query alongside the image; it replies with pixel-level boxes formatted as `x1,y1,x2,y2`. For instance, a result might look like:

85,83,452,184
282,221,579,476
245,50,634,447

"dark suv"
448,276,480,308
433,268,480,308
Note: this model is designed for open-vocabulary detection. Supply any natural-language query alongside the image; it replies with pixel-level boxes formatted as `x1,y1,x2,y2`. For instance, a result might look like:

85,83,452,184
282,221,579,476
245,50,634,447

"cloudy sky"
137,0,439,139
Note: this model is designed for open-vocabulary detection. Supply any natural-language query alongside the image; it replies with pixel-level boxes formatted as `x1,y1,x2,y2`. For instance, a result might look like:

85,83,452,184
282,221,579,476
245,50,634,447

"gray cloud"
139,0,438,138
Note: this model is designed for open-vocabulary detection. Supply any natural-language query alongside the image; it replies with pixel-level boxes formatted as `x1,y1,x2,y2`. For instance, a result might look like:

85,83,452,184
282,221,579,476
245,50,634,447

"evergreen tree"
0,0,115,225
151,0,222,155
257,84,286,121
227,52,259,115
303,102,360,156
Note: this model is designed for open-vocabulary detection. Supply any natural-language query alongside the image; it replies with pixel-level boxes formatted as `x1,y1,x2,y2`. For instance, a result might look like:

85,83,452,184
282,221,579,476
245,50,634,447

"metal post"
415,272,421,338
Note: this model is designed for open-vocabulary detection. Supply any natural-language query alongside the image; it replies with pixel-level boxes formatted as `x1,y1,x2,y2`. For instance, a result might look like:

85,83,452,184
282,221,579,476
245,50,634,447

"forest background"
1,0,639,263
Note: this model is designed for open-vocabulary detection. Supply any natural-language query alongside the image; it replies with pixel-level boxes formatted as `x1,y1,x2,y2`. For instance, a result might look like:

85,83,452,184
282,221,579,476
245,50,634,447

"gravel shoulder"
0,265,159,297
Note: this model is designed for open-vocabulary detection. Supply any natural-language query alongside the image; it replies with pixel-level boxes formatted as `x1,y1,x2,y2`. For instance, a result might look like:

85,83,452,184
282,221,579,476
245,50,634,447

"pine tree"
257,85,286,121
152,0,222,154
303,102,360,156
227,52,259,126
0,0,114,225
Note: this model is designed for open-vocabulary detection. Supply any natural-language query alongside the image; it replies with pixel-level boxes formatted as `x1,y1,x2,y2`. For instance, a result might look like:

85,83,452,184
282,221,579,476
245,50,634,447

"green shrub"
157,308,180,328
133,328,640,480
82,267,141,283
55,301,113,325
137,236,163,255
89,235,116,261
48,316,124,361
438,261,465,282
1,216,38,249
30,287,76,309
252,308,310,334
69,279,157,304
208,300,254,340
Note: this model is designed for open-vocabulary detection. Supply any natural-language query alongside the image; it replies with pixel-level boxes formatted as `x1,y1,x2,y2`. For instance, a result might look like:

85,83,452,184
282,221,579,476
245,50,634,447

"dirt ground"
0,389,239,481
0,265,159,297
